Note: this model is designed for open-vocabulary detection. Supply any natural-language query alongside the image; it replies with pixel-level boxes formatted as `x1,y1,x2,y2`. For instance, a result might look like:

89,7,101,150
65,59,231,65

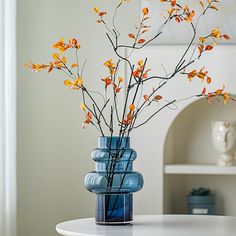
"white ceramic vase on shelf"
212,121,236,166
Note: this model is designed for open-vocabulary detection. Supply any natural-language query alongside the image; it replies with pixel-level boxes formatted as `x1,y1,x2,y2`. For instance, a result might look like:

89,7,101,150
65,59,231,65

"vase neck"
98,136,130,149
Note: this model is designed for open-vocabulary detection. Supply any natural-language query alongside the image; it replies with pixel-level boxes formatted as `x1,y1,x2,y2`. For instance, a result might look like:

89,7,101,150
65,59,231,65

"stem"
133,100,176,129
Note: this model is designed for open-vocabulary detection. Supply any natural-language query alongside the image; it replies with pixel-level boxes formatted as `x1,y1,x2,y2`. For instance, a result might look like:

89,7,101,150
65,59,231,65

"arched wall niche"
164,95,236,165
163,95,236,215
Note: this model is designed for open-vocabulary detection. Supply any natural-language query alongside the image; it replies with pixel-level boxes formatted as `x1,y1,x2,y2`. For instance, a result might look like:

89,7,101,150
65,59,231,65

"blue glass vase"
84,136,143,225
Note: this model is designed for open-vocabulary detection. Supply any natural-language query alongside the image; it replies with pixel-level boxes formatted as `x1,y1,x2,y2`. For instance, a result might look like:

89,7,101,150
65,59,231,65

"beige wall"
17,1,139,236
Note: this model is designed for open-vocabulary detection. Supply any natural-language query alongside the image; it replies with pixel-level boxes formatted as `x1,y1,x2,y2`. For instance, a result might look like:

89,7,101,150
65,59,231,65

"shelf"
164,164,236,175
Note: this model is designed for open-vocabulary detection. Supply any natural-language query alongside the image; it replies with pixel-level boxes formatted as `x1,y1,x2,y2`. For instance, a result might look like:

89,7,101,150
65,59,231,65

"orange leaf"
71,63,78,68
171,0,176,7
210,5,218,10
154,95,163,101
143,95,149,101
141,30,149,34
102,77,112,86
132,68,141,77
128,34,135,39
87,112,92,120
84,118,91,124
48,62,53,73
127,111,133,123
205,45,213,51
142,69,151,79
202,87,206,95
198,44,204,54
71,39,77,45
223,34,230,40
207,77,212,84
122,119,129,125
98,11,107,17
175,17,181,23
129,104,135,111
114,87,121,93
137,39,145,44
187,70,197,81
208,93,215,97
142,7,149,16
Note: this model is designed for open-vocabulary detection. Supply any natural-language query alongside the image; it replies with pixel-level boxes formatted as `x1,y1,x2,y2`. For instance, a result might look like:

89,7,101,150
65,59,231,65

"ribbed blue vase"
84,136,143,225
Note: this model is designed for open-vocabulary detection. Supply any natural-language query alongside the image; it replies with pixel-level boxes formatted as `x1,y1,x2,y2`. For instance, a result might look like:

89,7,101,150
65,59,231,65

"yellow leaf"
53,53,60,60
223,93,230,105
137,60,143,67
118,77,124,83
211,28,221,38
64,80,73,87
75,77,83,86
199,0,204,8
104,59,114,67
80,102,86,111
168,8,174,15
215,89,223,95
71,63,78,68
93,7,99,13
61,56,66,64
199,37,205,44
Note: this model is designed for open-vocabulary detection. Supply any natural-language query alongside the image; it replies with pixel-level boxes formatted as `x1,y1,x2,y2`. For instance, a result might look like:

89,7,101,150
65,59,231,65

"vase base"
96,220,132,226
95,194,133,226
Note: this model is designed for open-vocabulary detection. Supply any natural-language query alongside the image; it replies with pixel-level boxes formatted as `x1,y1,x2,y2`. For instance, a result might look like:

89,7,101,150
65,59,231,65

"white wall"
17,1,139,236
129,45,236,215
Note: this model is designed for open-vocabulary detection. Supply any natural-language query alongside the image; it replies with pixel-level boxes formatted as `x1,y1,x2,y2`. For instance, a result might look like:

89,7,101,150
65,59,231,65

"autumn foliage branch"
26,0,234,138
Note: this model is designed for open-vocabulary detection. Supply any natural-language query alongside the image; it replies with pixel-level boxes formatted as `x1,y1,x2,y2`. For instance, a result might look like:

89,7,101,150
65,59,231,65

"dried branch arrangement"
26,0,234,138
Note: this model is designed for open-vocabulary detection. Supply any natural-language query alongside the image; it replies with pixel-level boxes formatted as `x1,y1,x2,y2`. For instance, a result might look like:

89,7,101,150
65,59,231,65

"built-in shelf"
164,164,236,175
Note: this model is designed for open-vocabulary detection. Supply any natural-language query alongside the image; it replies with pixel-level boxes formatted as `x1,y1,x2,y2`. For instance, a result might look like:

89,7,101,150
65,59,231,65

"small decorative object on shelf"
84,136,143,225
25,0,234,225
187,188,216,215
212,121,236,166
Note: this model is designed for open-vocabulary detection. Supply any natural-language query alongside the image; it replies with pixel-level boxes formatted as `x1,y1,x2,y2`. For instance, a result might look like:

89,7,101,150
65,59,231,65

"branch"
133,99,176,129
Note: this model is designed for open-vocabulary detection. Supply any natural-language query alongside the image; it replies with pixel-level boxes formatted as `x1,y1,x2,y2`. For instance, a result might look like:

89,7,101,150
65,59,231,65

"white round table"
56,215,236,236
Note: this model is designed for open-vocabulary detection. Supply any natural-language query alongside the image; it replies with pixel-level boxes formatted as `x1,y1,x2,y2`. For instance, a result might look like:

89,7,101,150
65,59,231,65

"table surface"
56,215,236,236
